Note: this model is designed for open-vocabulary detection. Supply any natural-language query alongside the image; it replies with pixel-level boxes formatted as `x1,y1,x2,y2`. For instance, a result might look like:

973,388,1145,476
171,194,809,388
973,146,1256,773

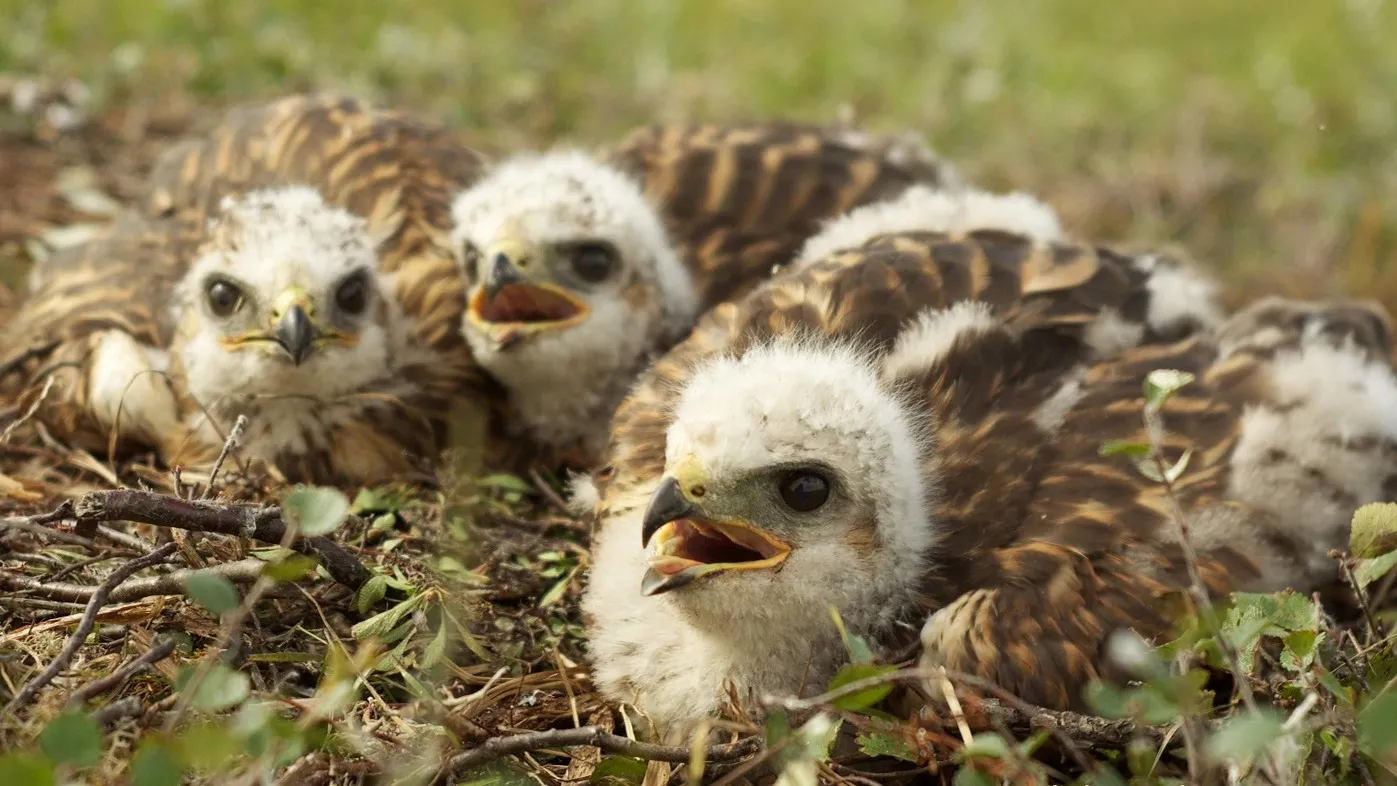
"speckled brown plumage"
585,226,1397,721
0,93,489,485
602,121,957,309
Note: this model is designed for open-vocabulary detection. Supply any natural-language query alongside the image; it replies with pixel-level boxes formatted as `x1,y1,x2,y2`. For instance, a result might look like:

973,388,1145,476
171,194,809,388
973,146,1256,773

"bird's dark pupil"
574,246,613,282
781,472,829,512
207,281,241,315
338,278,366,313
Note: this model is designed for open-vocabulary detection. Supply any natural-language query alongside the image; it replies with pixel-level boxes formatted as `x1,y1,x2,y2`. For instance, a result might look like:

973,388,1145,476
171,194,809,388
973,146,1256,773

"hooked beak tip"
483,254,526,303
275,305,316,365
641,476,695,548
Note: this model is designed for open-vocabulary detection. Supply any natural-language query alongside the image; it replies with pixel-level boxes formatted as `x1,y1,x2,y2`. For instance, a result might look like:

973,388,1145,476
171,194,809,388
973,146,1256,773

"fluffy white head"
449,150,699,452
584,337,939,735
172,186,405,415
795,185,1065,266
660,337,936,626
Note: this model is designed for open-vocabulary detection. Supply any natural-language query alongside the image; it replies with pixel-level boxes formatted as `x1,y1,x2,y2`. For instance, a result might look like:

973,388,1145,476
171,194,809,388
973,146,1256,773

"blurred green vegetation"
3,0,1397,305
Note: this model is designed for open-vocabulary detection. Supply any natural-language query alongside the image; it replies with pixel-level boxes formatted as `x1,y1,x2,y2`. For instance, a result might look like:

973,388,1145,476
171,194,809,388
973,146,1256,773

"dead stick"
92,696,146,728
68,638,178,705
1,558,269,604
445,727,760,775
72,489,371,590
3,543,178,715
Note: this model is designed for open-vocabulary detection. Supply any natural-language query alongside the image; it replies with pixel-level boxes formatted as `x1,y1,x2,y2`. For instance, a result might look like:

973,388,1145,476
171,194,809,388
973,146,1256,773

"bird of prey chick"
0,94,485,485
579,190,1397,740
450,122,958,469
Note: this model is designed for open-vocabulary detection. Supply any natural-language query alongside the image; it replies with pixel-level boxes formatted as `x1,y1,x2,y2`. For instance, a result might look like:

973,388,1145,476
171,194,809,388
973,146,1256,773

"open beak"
465,237,590,351
483,251,527,303
639,476,791,597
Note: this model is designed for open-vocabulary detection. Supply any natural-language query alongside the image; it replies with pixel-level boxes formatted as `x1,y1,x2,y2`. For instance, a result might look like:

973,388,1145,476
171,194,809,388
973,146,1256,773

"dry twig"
2,558,267,603
3,542,178,715
443,726,761,776
71,488,371,590
67,637,178,705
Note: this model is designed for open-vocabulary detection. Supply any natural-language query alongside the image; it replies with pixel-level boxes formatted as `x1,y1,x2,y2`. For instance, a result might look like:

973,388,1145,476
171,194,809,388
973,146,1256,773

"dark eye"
778,470,830,513
571,242,616,283
335,274,368,314
206,279,245,317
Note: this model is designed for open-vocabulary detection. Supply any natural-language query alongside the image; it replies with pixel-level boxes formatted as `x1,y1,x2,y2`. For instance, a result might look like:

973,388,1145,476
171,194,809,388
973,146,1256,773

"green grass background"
4,0,1397,307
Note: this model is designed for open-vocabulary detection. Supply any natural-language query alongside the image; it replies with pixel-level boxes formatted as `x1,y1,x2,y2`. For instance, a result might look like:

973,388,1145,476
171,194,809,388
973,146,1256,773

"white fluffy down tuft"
1132,254,1225,335
448,150,700,456
796,185,1065,266
585,336,939,737
172,186,416,463
449,149,695,323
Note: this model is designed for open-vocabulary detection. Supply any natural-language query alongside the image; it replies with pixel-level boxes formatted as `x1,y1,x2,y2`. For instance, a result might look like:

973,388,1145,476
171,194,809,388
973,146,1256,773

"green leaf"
1281,629,1322,672
350,486,409,515
1143,369,1195,408
959,733,1011,760
1085,681,1130,719
130,740,183,786
539,566,578,607
856,729,919,763
590,755,647,785
184,571,241,616
1134,449,1192,484
952,770,996,786
1358,686,1397,756
261,553,319,582
1206,708,1285,761
39,710,102,769
478,473,534,494
1099,440,1150,458
179,664,251,711
1351,502,1397,558
827,663,895,711
350,592,427,641
828,606,875,664
421,623,449,669
764,710,792,748
0,753,55,786
1075,767,1129,786
1017,728,1052,757
282,486,351,537
355,574,389,614
1356,550,1397,589
789,713,840,761
369,513,397,533
172,722,245,771
1221,591,1319,674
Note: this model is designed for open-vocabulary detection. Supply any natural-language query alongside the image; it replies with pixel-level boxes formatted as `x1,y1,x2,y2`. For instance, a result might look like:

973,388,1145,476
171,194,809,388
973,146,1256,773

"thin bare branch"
68,637,178,704
72,488,371,590
443,726,761,777
200,414,248,500
1,558,266,603
3,542,178,715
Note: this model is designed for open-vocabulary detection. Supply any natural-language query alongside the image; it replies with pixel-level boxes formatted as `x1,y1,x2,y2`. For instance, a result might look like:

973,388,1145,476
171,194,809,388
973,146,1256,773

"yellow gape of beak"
638,459,792,597
269,285,318,366
465,234,590,350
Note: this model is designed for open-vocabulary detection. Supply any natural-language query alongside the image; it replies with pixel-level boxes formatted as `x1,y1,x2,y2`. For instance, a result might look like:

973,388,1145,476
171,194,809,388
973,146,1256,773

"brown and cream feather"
581,224,1397,737
0,93,488,486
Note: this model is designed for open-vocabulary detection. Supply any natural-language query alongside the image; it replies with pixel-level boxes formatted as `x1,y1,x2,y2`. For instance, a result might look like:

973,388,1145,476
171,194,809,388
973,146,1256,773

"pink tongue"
479,285,577,324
